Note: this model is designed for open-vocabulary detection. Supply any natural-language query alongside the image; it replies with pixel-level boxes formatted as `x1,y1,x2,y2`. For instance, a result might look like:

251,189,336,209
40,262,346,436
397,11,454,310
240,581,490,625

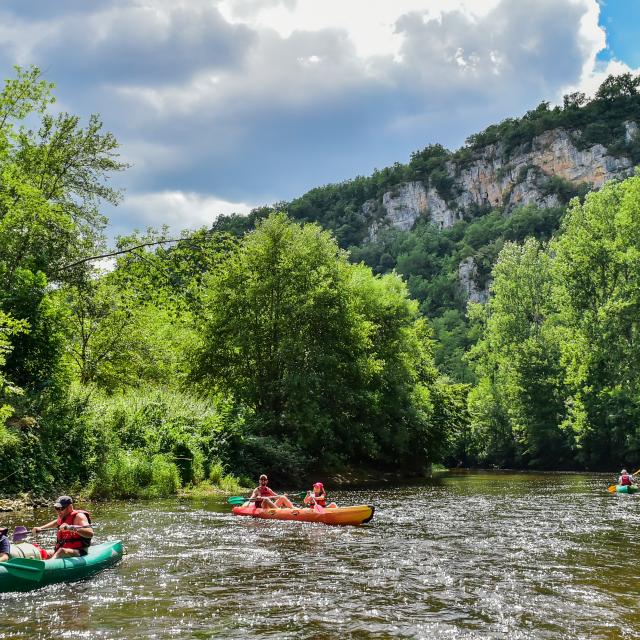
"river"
1,471,638,639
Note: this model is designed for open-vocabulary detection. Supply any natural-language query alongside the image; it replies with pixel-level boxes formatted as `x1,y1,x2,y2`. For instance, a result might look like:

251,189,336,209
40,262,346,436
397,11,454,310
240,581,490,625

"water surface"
1,472,638,639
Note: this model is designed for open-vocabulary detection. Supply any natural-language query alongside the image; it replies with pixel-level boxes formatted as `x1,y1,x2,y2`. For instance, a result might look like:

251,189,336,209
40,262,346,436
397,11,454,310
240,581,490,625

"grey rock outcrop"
381,182,428,231
363,126,634,241
458,257,488,304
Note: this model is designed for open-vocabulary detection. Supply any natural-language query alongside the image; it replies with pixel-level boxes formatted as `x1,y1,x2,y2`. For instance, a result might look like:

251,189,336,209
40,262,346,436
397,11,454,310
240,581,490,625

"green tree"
552,173,640,467
191,213,454,475
0,66,126,399
0,311,28,424
467,239,570,468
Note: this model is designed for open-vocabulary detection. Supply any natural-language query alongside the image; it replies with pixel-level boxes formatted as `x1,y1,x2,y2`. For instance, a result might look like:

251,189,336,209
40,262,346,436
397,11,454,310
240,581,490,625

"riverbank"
0,494,50,512
0,466,446,510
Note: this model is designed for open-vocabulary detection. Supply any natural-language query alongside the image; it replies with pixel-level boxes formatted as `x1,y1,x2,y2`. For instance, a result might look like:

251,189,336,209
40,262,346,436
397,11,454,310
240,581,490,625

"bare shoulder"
74,512,91,526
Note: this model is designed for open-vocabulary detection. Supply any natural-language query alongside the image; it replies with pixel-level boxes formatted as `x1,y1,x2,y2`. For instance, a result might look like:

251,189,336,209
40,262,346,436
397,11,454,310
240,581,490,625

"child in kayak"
249,474,294,509
10,526,50,560
304,482,337,508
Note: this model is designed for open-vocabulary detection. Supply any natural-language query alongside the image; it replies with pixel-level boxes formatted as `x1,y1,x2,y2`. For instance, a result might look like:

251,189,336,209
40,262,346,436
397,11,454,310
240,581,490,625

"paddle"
2,558,46,582
608,467,640,492
227,491,307,506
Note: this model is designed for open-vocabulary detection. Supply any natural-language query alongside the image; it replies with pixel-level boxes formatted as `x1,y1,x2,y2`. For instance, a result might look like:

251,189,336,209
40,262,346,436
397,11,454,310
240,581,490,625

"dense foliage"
0,68,469,497
2,66,639,500
191,213,460,476
464,173,640,470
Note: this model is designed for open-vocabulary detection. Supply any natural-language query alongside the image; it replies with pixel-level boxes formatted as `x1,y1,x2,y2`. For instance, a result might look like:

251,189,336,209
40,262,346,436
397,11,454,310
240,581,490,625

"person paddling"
618,469,637,487
305,482,327,508
304,482,337,509
32,496,93,559
249,474,293,509
0,527,9,562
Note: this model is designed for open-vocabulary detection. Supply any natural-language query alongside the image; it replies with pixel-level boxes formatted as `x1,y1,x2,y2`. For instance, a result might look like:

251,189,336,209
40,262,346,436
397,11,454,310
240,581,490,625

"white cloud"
123,191,253,230
217,0,502,59
562,0,640,99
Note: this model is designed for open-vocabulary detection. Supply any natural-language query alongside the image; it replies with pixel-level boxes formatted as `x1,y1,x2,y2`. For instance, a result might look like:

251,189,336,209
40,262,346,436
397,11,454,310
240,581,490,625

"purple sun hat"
12,526,29,542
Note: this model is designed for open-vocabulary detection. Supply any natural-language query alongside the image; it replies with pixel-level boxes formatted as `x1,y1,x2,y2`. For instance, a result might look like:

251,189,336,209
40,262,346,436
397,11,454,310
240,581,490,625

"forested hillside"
215,73,640,381
2,67,640,500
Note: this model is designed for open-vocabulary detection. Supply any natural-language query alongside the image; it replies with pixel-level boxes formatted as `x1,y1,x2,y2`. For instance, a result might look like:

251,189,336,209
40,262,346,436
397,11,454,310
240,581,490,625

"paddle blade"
227,496,248,505
608,485,617,493
3,558,45,582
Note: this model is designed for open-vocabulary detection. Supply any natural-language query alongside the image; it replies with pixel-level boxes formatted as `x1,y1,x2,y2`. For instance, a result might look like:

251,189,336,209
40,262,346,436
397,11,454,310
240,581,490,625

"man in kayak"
618,469,637,487
249,474,294,509
32,496,93,559
0,526,9,562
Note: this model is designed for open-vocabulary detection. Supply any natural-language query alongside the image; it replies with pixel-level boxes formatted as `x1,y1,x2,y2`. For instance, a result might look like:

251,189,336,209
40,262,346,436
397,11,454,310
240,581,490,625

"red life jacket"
621,474,633,486
314,493,327,507
305,492,327,507
55,509,92,551
255,485,275,507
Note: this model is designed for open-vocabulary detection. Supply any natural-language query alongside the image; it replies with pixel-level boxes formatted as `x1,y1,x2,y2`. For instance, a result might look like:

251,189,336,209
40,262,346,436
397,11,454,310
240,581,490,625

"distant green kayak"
615,485,639,494
0,540,123,593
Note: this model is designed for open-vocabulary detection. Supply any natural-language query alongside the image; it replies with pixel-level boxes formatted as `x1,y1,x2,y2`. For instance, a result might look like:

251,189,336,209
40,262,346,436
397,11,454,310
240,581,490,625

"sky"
0,0,638,238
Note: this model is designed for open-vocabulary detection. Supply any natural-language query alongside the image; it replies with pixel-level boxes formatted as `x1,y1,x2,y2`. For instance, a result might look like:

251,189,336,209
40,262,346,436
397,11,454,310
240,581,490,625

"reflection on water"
1,472,638,639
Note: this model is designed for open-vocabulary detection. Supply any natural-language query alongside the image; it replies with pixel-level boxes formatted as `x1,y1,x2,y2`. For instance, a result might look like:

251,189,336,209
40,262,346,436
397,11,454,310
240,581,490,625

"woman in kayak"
304,482,337,508
249,475,294,509
618,469,637,486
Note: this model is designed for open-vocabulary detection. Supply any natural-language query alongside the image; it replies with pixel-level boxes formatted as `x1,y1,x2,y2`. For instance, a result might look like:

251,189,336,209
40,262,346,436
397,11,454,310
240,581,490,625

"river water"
1,471,638,639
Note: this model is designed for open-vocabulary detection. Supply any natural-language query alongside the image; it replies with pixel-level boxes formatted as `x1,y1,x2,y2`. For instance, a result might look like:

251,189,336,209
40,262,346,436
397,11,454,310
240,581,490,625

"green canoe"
615,484,639,494
0,540,123,593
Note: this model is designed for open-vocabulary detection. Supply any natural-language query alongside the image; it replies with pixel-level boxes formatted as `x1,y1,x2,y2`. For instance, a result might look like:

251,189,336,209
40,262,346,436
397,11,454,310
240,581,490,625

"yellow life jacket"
9,542,42,560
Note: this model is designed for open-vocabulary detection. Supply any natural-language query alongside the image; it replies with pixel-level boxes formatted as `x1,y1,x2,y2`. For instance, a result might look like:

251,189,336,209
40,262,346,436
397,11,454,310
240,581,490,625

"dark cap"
54,496,73,508
0,527,7,537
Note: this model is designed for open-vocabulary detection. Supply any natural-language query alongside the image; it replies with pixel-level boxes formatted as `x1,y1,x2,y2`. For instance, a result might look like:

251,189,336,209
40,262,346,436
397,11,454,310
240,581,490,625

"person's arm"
32,519,58,535
68,513,93,539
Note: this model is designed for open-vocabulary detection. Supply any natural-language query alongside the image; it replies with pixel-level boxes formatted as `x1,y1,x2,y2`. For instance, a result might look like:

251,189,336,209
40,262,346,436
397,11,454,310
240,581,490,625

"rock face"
366,181,459,238
360,123,637,302
458,257,488,304
625,120,639,143
364,126,635,238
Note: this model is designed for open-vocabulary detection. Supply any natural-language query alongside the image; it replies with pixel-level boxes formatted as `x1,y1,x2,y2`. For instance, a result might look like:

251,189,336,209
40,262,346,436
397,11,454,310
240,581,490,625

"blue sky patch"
597,0,640,67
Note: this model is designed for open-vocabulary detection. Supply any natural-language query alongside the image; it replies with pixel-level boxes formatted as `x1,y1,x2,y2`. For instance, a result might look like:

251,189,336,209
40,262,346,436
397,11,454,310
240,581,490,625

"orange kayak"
232,504,375,526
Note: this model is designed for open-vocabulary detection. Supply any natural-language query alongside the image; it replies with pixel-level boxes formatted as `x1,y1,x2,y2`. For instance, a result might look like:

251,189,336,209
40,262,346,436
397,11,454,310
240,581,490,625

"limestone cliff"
360,121,638,303
364,123,637,238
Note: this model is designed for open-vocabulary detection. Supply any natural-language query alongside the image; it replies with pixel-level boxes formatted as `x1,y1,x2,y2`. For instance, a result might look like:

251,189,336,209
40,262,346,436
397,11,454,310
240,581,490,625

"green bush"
88,451,180,499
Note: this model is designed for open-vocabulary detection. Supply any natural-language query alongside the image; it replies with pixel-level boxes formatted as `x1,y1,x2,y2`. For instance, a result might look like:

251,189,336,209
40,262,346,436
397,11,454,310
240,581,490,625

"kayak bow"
0,540,123,593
